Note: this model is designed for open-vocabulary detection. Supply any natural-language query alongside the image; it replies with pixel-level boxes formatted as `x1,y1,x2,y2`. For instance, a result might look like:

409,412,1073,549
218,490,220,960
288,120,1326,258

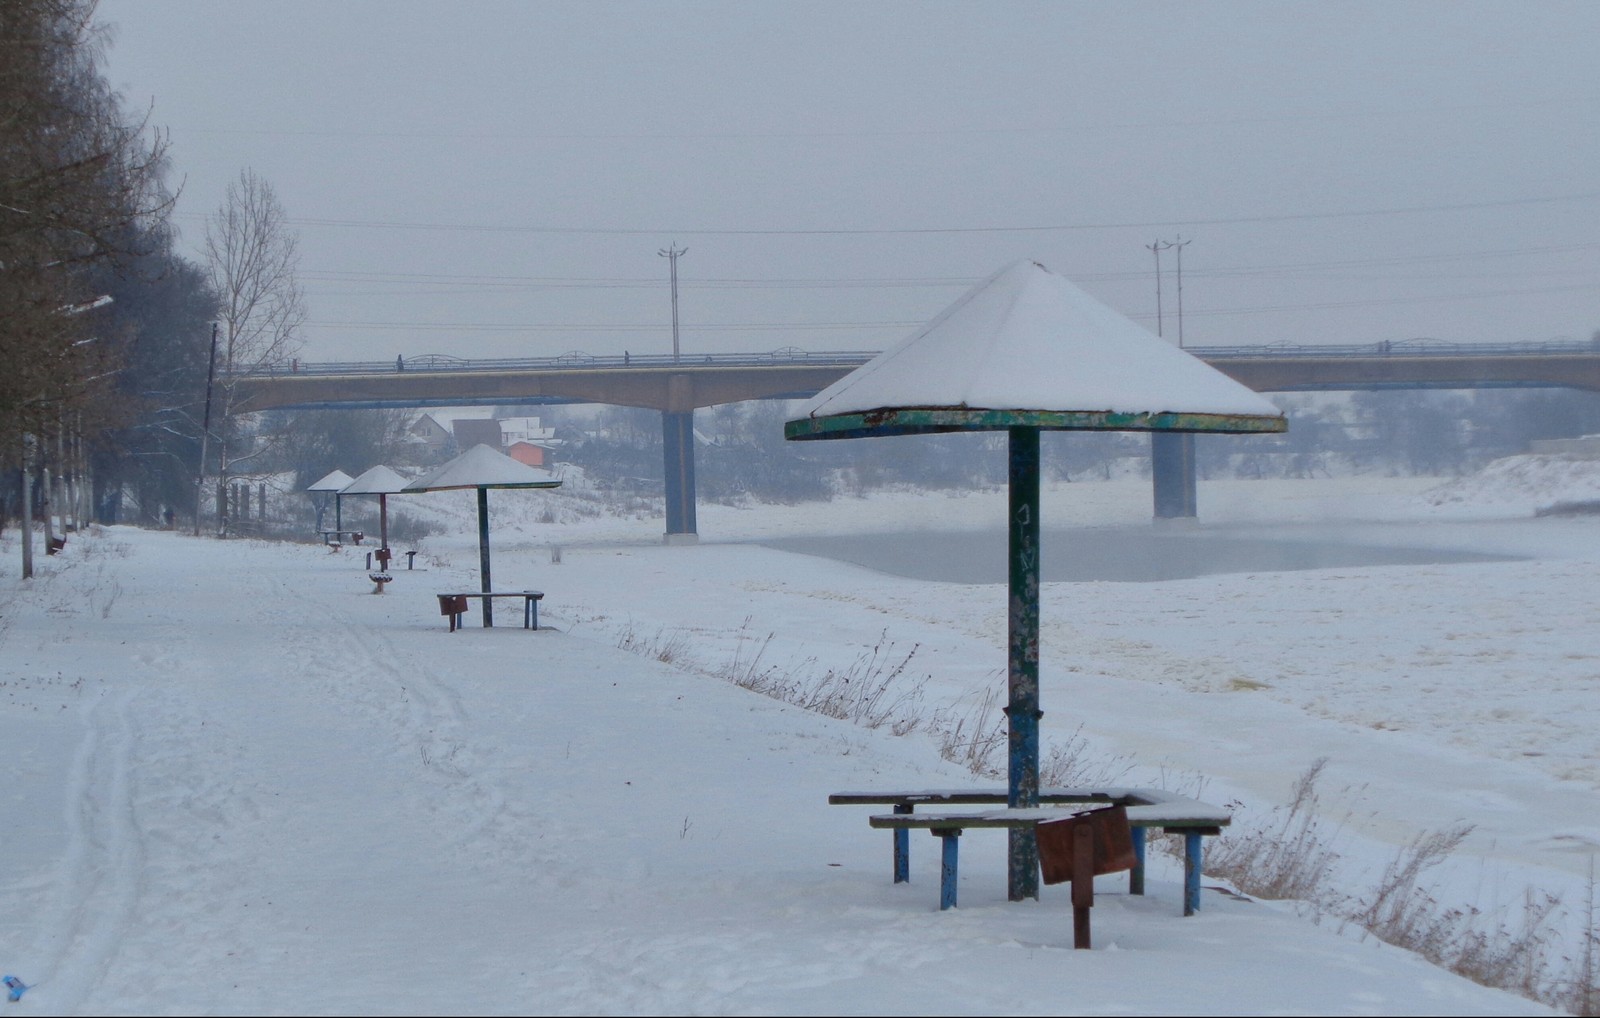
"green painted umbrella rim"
785,406,1286,441
401,480,563,493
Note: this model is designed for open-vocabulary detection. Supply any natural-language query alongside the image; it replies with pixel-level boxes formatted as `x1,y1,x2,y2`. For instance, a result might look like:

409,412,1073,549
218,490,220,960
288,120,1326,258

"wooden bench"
437,591,544,631
319,529,364,546
831,787,1229,915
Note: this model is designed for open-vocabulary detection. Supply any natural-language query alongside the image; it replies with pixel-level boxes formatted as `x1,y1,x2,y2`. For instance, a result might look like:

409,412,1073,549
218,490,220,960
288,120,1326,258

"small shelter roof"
341,465,411,495
306,469,355,492
402,444,561,493
788,259,1284,440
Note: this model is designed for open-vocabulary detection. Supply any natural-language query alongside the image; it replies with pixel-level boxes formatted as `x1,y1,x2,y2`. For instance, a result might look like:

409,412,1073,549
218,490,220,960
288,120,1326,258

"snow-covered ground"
3,462,1595,1015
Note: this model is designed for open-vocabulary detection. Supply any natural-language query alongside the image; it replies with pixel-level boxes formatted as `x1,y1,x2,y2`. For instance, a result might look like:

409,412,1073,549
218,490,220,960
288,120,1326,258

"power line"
292,241,1600,292
169,190,1600,237
301,279,1600,333
165,93,1600,143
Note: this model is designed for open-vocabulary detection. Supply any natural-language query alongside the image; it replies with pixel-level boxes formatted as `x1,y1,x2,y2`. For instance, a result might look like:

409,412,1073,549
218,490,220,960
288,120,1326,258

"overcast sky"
97,0,1600,364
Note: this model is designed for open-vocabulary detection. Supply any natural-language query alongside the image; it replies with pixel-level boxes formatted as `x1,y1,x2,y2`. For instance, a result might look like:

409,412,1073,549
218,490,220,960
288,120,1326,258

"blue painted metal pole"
1184,831,1202,916
662,410,698,541
1007,427,1041,901
939,831,961,910
477,487,493,627
893,803,912,883
1151,432,1198,519
1130,826,1146,895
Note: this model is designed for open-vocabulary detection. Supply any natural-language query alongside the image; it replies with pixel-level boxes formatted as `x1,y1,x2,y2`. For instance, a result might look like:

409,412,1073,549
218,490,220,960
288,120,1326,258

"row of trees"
2,1,305,572
1,0,171,574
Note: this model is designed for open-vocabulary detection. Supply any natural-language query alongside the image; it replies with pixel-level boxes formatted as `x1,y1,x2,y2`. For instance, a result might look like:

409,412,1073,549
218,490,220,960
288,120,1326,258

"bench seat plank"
867,806,1227,831
836,788,1231,918
437,591,545,631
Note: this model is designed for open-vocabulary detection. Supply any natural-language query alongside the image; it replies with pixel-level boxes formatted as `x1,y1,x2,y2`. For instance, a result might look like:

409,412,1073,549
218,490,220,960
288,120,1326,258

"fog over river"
762,525,1519,584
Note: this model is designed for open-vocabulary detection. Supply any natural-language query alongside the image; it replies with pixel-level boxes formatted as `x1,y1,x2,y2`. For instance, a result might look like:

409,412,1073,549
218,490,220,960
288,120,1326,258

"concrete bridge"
234,340,1600,539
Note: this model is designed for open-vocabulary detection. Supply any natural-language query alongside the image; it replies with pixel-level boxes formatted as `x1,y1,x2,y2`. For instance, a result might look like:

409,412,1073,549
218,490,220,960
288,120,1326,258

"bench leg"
1073,824,1094,949
1184,831,1202,916
1129,826,1146,896
936,830,961,910
893,804,912,883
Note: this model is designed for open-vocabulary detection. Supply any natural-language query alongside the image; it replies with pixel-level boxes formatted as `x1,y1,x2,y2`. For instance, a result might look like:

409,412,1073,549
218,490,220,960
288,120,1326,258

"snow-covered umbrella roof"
401,444,562,493
399,445,562,619
341,465,411,495
786,259,1285,441
306,469,355,493
782,259,1284,903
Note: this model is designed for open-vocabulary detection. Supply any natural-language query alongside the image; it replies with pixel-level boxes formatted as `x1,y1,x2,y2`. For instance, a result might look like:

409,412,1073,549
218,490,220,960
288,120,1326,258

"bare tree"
202,168,305,535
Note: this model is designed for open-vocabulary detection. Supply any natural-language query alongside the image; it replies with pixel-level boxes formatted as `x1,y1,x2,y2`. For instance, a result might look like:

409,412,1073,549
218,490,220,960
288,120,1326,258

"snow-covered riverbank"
1,471,1589,1014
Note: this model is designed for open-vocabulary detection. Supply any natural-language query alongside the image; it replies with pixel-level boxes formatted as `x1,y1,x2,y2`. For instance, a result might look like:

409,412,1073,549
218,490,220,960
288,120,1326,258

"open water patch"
762,527,1521,584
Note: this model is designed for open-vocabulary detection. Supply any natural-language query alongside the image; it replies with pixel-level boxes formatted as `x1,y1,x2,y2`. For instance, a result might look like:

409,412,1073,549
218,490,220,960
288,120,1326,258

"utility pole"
1146,240,1172,337
1172,235,1191,348
194,322,218,536
659,243,687,363
20,433,34,579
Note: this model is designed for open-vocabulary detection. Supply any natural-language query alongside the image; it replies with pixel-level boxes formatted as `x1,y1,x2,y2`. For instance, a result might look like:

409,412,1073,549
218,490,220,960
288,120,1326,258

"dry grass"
934,686,1006,775
615,624,694,666
1200,759,1596,1012
722,630,928,733
1039,726,1134,788
1205,758,1345,903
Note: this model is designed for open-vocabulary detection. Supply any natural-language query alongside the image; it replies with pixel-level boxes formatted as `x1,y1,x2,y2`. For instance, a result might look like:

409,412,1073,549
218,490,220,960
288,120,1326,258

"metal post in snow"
194,324,218,536
20,434,34,579
1007,426,1041,901
477,487,493,627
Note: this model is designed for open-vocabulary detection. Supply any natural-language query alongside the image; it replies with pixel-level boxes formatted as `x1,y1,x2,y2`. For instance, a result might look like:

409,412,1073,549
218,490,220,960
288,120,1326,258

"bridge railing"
241,348,881,377
238,339,1600,378
1191,338,1600,358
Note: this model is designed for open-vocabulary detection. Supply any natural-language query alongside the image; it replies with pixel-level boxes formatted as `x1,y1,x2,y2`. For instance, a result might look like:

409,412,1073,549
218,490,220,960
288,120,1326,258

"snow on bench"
437,591,544,631
832,787,1230,916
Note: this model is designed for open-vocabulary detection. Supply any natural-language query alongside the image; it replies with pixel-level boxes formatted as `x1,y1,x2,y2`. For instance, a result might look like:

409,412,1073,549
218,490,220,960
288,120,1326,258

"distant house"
406,414,455,457
452,418,503,452
404,410,560,465
507,441,550,467
500,416,557,446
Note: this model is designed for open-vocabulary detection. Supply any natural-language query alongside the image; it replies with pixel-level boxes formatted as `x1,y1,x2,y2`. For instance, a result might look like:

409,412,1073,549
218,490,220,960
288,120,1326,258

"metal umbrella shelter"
306,468,354,533
785,260,1286,901
341,465,411,587
401,444,562,627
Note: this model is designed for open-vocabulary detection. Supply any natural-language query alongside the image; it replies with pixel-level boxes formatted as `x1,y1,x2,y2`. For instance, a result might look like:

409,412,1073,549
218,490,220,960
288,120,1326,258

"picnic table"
830,787,1230,915
437,590,544,631
318,529,364,546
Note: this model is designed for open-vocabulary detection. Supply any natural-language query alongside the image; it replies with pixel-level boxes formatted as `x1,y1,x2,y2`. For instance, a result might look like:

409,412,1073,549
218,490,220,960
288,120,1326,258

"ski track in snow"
260,568,568,876
32,685,142,1011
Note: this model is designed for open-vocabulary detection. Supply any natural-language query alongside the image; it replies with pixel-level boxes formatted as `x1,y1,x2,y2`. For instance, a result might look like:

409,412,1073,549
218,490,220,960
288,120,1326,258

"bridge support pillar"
662,410,698,544
1151,432,1197,520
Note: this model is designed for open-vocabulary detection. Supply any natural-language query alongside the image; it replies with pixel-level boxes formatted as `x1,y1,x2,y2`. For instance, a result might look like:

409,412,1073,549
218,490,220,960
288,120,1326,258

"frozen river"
761,524,1520,583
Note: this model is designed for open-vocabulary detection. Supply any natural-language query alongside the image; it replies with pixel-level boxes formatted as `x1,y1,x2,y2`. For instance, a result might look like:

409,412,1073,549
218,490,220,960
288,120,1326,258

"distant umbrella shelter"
341,465,411,588
785,260,1286,901
306,468,355,533
401,444,562,627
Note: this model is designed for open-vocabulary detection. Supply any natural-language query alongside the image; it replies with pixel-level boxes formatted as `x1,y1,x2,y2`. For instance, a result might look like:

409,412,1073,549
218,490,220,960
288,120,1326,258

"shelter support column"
662,409,698,544
1151,432,1197,520
478,487,494,626
1007,426,1041,901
